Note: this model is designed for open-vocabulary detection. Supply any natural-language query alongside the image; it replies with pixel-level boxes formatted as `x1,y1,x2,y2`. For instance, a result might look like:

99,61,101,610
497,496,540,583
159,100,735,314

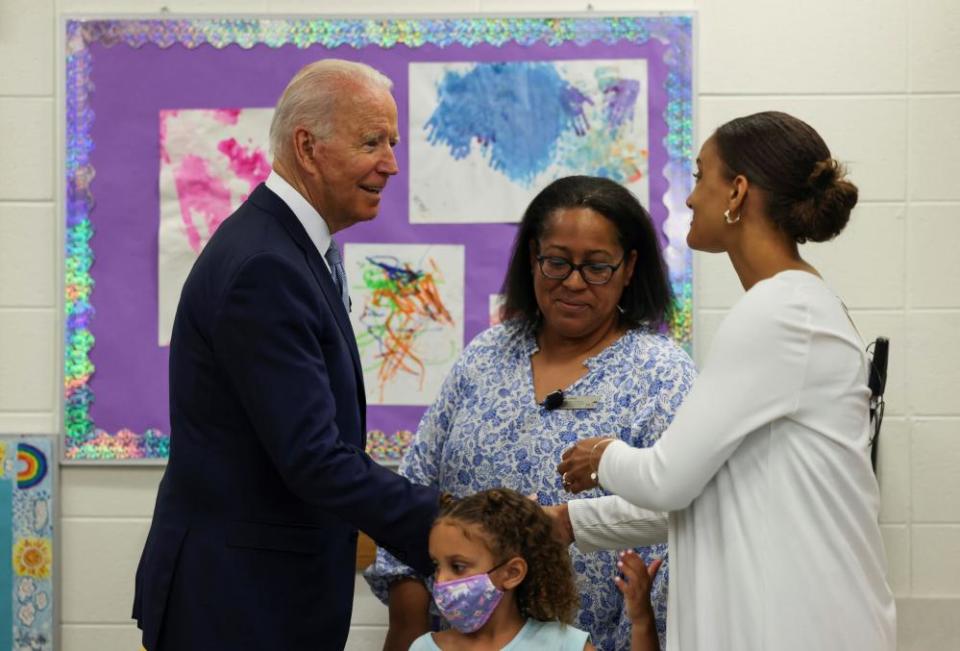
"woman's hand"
557,436,615,493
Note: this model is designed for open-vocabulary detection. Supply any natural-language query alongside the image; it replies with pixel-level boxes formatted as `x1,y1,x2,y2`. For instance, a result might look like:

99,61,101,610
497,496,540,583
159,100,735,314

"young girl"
410,488,661,651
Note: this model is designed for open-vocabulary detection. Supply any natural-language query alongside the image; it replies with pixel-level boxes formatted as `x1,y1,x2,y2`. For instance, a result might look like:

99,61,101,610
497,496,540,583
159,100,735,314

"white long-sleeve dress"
572,270,895,651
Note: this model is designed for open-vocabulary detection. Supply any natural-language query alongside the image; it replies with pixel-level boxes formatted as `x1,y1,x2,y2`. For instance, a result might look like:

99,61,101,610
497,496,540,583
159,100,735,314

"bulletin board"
63,15,694,463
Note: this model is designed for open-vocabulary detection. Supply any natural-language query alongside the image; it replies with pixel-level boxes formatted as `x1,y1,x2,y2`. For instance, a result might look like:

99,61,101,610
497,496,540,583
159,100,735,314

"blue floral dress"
364,321,696,651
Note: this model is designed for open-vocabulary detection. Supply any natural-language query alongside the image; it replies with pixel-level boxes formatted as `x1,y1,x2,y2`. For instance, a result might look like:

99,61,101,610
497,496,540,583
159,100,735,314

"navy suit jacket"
133,184,440,650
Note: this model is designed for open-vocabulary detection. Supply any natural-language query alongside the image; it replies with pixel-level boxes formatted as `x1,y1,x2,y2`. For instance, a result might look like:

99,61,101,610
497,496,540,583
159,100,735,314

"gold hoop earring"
724,209,741,224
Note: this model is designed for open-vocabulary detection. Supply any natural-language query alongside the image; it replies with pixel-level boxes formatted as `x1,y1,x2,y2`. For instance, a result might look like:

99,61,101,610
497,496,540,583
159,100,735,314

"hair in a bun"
808,158,838,189
786,159,859,243
712,111,859,243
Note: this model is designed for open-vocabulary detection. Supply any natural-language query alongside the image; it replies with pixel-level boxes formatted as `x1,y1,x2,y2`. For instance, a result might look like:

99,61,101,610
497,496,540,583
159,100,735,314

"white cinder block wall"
0,0,957,649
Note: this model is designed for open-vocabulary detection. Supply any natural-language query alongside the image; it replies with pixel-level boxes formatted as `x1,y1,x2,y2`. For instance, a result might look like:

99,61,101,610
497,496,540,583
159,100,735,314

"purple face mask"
433,562,509,633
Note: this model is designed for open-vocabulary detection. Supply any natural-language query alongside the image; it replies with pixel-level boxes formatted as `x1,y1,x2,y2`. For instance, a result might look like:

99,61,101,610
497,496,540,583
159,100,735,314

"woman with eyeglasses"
557,112,896,651
364,175,696,651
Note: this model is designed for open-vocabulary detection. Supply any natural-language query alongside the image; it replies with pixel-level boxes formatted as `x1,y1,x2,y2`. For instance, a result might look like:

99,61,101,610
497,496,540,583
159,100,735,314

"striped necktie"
324,239,350,312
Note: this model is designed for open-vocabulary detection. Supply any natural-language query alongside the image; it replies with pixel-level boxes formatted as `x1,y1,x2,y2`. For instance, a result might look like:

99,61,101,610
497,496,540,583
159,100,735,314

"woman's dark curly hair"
436,488,580,624
501,175,674,330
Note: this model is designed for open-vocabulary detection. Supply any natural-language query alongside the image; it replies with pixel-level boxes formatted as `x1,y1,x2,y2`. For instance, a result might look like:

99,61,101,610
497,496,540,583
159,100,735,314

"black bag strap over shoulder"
867,337,889,474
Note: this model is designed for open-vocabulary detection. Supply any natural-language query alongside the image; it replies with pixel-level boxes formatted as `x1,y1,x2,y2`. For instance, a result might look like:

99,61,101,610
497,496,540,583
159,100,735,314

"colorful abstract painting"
0,436,54,651
345,243,464,406
64,16,693,462
409,59,649,223
158,108,273,346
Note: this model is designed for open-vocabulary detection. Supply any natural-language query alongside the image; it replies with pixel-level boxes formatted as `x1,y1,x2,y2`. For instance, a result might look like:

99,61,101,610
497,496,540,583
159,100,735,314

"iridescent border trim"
63,16,693,461
65,21,99,459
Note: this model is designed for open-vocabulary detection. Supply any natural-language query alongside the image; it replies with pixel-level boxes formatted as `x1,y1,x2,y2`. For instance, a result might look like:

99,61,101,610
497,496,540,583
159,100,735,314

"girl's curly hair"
436,488,580,624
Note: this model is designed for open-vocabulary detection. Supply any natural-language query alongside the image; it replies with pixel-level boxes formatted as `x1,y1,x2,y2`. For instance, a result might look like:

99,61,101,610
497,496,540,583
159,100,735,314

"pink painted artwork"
157,108,273,345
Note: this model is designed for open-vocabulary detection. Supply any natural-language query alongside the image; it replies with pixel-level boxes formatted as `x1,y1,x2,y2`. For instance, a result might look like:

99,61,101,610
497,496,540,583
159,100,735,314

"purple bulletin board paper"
63,16,694,463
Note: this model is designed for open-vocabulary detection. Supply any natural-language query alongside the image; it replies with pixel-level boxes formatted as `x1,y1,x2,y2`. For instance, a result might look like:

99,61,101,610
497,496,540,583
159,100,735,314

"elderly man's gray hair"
269,59,393,160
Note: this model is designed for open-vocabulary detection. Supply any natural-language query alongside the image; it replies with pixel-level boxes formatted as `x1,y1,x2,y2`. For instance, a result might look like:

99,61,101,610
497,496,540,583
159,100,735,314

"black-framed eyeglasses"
535,255,624,285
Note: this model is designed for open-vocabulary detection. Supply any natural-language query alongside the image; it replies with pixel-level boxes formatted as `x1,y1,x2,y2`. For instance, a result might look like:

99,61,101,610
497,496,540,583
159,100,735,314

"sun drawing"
13,537,52,579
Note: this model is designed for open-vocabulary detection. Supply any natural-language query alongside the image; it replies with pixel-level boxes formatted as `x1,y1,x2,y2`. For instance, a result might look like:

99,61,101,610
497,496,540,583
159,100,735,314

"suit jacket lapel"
249,184,365,388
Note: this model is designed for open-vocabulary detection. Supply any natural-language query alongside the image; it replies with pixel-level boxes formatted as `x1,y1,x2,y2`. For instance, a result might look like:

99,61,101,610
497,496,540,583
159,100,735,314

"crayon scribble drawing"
344,243,465,405
158,107,273,345
409,59,649,223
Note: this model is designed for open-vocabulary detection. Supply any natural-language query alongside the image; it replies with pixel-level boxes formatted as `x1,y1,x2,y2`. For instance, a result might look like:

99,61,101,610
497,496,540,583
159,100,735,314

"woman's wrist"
589,437,617,483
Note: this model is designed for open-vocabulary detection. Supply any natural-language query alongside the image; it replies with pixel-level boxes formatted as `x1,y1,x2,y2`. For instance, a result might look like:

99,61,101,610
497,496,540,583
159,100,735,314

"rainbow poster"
0,435,54,650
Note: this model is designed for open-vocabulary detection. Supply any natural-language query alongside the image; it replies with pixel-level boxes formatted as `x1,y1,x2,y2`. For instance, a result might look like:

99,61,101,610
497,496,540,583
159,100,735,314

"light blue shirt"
409,619,590,651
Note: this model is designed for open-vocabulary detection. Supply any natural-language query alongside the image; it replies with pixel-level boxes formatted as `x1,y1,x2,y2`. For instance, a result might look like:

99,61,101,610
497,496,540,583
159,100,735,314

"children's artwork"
345,243,465,405
64,16,693,461
158,108,273,346
0,436,55,650
409,59,649,224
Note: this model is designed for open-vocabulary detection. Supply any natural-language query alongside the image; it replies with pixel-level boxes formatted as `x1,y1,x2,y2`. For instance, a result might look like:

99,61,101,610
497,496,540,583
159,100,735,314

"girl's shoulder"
416,621,590,651
408,631,442,651
506,619,590,651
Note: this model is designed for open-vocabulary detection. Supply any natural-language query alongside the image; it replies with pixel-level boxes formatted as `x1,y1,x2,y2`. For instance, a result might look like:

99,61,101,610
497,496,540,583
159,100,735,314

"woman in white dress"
555,111,896,651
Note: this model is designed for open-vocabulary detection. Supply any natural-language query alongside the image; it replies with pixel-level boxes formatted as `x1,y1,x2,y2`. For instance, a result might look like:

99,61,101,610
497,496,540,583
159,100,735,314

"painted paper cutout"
345,243,465,405
158,107,273,346
410,59,649,223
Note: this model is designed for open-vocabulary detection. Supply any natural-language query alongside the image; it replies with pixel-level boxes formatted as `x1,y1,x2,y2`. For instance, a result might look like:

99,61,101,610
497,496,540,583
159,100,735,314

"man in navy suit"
133,60,440,650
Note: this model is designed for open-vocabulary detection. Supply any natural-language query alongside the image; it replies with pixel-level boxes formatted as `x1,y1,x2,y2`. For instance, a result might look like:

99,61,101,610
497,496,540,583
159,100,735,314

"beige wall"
1,0,958,649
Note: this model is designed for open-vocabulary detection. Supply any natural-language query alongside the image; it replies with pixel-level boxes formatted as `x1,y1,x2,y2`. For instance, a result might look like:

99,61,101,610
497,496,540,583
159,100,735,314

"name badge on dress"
559,395,599,410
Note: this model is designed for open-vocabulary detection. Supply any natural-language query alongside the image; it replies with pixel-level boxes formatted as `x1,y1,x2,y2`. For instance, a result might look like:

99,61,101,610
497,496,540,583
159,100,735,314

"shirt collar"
265,169,332,270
